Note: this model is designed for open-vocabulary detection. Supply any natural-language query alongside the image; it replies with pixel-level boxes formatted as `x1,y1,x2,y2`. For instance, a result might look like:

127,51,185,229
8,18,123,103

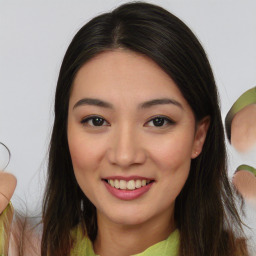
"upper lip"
102,176,155,181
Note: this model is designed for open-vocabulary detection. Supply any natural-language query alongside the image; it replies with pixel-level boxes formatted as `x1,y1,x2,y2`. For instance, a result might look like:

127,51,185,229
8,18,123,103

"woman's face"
67,49,208,227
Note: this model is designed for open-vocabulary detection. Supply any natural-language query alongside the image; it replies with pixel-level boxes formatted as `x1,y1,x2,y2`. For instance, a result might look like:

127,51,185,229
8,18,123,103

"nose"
107,125,147,168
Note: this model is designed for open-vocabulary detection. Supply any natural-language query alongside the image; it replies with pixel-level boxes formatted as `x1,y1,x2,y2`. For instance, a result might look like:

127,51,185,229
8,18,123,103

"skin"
0,172,17,214
233,170,256,205
67,49,209,256
231,104,256,152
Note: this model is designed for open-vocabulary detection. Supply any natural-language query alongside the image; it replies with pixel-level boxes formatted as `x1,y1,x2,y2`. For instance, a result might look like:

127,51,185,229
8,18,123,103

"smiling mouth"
103,179,155,191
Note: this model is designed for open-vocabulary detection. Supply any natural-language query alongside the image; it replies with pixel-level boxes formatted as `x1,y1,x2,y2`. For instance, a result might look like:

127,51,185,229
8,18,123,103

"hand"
0,171,17,214
232,165,256,207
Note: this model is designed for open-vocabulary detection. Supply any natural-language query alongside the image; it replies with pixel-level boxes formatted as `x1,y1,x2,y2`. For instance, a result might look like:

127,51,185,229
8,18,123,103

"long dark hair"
42,2,248,255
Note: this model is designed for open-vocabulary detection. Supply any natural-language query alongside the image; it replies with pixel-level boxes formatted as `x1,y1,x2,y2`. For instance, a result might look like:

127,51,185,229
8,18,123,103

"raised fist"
0,172,17,214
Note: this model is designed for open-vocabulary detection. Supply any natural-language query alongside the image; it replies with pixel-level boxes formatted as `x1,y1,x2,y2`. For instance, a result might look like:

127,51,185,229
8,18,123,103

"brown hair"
42,2,249,255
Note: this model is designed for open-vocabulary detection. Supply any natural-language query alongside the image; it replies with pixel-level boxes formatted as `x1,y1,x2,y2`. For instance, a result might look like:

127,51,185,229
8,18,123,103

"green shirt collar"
71,226,179,256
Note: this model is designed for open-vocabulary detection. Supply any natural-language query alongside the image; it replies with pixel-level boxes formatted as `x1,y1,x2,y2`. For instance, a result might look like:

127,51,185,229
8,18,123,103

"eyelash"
80,115,175,128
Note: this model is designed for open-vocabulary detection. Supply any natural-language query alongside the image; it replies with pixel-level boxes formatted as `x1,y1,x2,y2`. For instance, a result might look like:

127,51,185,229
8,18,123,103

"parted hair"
42,2,248,255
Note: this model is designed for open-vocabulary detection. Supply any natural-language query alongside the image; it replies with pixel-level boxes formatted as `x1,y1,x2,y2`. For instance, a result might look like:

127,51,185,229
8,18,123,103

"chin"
111,214,149,226
99,205,152,227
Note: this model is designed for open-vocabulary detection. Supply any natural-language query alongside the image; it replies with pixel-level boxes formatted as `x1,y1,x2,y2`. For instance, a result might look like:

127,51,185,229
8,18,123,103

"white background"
0,0,255,252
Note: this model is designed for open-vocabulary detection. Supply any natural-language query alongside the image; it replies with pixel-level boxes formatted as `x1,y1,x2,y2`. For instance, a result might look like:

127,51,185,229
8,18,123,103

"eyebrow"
73,97,183,110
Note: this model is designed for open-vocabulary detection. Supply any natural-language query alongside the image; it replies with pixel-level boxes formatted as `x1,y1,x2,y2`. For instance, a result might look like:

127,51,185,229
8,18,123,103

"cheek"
148,131,194,199
149,130,194,172
68,139,95,171
68,125,104,171
67,128,105,200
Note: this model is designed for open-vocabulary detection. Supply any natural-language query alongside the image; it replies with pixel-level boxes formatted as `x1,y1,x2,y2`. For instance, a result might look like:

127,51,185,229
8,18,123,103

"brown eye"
81,116,109,127
147,116,175,127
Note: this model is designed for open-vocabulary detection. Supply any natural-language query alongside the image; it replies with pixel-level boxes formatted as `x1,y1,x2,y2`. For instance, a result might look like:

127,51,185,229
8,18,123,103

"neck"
94,209,176,256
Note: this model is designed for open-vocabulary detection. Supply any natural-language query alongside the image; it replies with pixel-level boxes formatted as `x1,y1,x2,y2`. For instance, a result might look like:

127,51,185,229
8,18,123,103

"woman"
42,2,249,255
1,2,249,256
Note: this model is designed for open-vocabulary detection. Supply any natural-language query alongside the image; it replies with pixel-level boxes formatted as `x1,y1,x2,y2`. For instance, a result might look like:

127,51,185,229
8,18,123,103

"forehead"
70,49,190,110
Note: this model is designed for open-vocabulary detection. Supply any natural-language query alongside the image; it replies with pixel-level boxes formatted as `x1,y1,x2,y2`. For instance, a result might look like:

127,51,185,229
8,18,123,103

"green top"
71,226,180,256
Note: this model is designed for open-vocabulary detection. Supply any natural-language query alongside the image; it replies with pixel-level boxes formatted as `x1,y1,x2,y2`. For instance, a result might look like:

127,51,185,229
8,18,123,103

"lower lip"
103,181,154,200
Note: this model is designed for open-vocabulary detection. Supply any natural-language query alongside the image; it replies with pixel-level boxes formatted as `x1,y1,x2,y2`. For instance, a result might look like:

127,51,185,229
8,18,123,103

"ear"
191,116,210,159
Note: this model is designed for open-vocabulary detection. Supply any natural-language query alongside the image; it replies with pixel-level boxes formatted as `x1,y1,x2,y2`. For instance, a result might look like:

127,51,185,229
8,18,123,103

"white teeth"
141,180,146,186
127,180,135,190
135,180,141,188
119,180,127,189
114,179,120,189
107,179,152,190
